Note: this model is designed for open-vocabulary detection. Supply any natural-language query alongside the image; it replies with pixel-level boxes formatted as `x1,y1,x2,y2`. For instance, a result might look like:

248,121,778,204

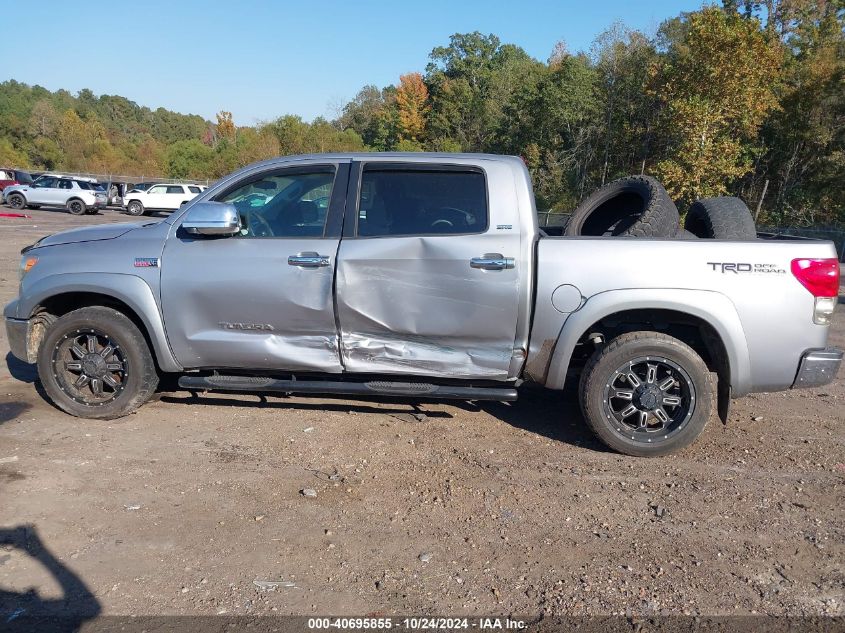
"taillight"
792,258,840,325
791,258,840,297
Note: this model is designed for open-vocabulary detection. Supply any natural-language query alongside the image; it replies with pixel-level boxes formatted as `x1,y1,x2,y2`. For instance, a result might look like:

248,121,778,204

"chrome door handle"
288,252,330,267
470,254,514,270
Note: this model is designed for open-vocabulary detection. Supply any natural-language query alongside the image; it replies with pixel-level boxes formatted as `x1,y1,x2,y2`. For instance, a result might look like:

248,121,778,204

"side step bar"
177,375,518,401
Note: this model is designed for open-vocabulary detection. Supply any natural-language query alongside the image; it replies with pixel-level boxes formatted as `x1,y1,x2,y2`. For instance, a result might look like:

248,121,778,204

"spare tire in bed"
684,197,756,240
564,175,680,238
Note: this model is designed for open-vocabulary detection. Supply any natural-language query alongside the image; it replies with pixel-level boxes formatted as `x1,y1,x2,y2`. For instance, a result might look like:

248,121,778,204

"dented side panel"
336,235,520,378
334,157,528,380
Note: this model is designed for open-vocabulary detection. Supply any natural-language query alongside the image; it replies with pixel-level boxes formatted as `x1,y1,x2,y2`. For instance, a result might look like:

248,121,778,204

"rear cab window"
356,167,488,237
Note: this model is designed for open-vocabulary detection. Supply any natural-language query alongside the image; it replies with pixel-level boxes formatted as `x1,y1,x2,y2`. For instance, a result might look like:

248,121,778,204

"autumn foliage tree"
395,72,430,144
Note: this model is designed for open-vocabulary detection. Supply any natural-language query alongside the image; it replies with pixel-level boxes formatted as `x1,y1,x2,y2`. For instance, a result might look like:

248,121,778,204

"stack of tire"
563,175,757,240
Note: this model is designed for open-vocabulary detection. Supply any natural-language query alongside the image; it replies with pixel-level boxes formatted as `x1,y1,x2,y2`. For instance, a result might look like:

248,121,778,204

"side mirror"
181,201,241,236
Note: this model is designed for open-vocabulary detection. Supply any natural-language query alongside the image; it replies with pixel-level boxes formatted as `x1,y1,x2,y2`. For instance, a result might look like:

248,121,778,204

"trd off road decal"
707,262,786,274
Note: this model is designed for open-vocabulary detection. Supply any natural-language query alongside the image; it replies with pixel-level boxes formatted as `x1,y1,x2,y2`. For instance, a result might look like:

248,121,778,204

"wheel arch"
538,288,751,396
19,274,181,372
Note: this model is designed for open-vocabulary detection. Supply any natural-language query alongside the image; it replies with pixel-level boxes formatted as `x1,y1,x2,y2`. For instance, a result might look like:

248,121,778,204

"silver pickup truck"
4,153,842,456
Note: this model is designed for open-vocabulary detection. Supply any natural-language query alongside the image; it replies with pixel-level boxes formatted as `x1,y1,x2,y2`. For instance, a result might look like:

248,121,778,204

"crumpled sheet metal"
336,235,520,379
341,332,512,378
181,330,341,372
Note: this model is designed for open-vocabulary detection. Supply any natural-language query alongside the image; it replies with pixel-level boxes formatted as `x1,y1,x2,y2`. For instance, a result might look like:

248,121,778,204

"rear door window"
356,168,488,237
166,185,185,194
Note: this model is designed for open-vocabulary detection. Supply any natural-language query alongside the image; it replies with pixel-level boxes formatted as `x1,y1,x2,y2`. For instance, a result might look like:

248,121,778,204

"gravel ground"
0,206,843,621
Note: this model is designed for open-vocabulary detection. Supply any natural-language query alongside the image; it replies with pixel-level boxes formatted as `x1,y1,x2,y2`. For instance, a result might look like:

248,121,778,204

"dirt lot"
0,207,843,622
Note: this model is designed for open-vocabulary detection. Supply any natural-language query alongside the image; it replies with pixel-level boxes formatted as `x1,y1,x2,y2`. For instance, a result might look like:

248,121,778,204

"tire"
684,197,756,240
37,306,159,420
7,193,26,210
126,200,145,216
67,199,86,215
579,331,714,457
675,228,698,240
565,175,680,238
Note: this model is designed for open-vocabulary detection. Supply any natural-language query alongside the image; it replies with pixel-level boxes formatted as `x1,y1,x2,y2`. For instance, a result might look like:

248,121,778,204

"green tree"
651,7,783,205
167,139,215,179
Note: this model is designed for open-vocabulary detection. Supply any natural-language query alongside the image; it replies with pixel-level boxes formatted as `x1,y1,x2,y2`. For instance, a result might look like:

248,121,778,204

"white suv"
4,175,107,215
123,183,204,216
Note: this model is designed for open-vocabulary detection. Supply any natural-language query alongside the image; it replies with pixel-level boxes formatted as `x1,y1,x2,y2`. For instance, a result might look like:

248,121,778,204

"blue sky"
4,0,705,125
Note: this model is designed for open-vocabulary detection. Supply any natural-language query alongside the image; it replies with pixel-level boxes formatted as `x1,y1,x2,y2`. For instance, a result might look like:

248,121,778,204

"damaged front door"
161,162,349,371
335,163,521,379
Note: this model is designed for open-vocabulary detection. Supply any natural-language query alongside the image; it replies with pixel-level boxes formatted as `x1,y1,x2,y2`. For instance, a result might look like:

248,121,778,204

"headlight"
19,255,38,280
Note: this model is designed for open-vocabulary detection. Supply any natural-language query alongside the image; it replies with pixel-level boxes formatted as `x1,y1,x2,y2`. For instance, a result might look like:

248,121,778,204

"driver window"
33,177,57,188
357,168,488,237
148,185,167,194
214,168,335,238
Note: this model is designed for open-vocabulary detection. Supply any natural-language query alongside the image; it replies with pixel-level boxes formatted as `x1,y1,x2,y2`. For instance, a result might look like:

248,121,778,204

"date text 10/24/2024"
307,617,527,630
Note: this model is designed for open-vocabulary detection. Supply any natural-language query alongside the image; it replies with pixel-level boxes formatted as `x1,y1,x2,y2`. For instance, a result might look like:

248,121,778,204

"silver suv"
4,175,107,215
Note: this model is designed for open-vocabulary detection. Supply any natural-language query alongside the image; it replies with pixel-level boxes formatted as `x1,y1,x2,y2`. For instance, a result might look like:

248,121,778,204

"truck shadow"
156,390,456,420
0,524,101,633
4,353,36,384
157,383,606,452
476,384,609,452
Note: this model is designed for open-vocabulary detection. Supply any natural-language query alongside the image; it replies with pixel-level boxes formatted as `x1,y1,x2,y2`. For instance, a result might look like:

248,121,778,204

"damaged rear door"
161,161,349,371
335,161,521,379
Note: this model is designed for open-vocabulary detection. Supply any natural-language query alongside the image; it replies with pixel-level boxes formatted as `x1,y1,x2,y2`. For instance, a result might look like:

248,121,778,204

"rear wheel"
7,193,25,210
126,200,145,216
37,307,159,419
67,199,86,215
579,331,714,457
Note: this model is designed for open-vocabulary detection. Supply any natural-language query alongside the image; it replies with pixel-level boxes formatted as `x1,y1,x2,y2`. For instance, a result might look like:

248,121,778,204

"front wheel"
126,200,145,216
579,331,714,457
7,193,26,210
37,307,159,419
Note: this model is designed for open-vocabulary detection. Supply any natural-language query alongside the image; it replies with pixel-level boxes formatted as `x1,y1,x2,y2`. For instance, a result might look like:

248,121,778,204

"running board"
177,375,518,401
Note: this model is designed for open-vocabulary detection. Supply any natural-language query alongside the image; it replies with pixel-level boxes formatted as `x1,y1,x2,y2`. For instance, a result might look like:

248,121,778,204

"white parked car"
123,183,204,216
4,175,107,215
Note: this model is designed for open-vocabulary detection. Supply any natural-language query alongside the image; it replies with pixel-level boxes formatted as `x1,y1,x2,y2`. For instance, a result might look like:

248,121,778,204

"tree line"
0,1,841,226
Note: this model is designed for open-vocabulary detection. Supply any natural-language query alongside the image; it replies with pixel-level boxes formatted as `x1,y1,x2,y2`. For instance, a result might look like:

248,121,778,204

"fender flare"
541,288,751,396
16,272,182,372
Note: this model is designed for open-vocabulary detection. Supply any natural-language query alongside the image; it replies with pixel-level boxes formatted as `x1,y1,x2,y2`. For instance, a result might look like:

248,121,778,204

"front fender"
533,288,751,395
16,272,181,372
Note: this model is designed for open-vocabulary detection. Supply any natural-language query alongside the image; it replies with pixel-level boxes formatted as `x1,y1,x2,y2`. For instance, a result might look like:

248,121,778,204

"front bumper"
792,348,843,389
5,316,32,363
